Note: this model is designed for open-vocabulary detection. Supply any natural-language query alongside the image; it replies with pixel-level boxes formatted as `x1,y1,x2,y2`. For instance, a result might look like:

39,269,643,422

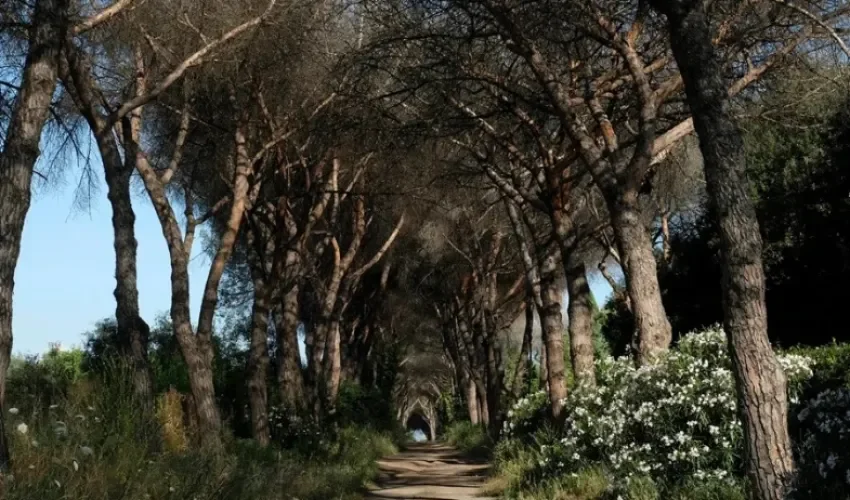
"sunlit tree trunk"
0,0,69,471
326,321,342,403
565,257,595,385
652,0,795,496
611,192,672,365
539,255,567,421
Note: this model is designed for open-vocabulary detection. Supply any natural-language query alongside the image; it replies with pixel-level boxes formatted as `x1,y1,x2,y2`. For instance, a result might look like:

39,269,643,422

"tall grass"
444,421,491,457
1,364,397,500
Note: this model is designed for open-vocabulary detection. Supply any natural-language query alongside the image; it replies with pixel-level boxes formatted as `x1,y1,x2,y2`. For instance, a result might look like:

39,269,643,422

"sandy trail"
365,443,497,500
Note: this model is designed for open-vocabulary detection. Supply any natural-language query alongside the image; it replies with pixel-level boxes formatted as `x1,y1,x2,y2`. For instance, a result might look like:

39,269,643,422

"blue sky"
12,153,613,357
12,155,210,356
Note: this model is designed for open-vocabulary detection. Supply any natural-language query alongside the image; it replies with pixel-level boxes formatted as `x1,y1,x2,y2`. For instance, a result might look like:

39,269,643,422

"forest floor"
365,443,497,500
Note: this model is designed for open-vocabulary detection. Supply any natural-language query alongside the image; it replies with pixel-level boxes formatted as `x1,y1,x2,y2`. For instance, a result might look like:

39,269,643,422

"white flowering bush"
500,326,814,492
792,387,850,498
502,390,548,440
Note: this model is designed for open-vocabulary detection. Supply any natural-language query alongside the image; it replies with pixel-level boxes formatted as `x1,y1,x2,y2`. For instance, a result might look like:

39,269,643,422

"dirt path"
366,443,497,500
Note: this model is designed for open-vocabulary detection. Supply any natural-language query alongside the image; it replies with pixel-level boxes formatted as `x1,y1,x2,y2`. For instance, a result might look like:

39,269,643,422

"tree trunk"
466,378,480,425
61,39,154,411
654,1,795,496
610,193,672,365
100,136,153,409
484,327,502,438
0,0,68,471
477,387,490,427
565,258,596,386
275,285,304,409
173,321,221,447
661,212,672,264
325,320,342,404
511,299,534,397
539,254,567,422
247,263,271,446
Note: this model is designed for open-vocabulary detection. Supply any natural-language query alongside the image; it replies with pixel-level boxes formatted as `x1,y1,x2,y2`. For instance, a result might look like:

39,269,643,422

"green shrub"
667,478,748,500
787,342,850,398
503,390,548,442
444,421,491,455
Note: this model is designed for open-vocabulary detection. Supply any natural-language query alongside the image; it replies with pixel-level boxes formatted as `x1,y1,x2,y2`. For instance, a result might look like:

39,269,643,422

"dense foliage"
493,327,850,499
652,90,850,348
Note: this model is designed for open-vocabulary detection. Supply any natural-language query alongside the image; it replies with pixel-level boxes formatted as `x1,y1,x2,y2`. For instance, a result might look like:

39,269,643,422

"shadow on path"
366,443,497,500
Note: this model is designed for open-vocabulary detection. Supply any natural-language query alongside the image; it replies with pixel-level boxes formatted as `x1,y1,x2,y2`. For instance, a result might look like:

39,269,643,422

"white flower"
72,460,79,472
16,423,27,435
827,454,838,469
8,408,19,415
79,446,94,456
169,486,176,492
49,404,58,410
54,480,61,488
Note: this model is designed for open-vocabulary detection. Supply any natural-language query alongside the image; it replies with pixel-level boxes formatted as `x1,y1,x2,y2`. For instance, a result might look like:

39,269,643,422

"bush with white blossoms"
792,387,850,498
503,390,548,441
501,326,814,490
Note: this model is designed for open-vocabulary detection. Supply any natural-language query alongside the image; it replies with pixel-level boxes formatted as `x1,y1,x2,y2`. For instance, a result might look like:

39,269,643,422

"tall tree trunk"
0,0,68,471
61,41,154,410
275,285,304,409
539,254,567,422
171,316,221,448
484,328,502,438
653,1,795,496
247,262,271,446
511,298,534,397
326,321,342,404
565,258,596,386
101,138,153,409
610,193,672,365
477,387,490,427
466,378,480,425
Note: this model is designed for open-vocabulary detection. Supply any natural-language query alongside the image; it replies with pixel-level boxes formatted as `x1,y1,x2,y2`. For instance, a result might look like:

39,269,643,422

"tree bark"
539,254,567,422
109,163,154,409
62,39,155,411
275,284,305,409
565,258,596,386
0,0,68,471
326,321,342,403
247,251,271,446
511,298,534,397
466,378,480,425
610,193,672,365
652,1,795,497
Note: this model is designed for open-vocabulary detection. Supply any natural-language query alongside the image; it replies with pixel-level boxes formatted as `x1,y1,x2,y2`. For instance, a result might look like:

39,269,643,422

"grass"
443,421,492,457
1,372,397,500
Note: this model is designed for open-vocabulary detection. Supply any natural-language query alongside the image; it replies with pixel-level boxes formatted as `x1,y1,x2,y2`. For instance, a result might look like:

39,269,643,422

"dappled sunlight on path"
366,443,497,500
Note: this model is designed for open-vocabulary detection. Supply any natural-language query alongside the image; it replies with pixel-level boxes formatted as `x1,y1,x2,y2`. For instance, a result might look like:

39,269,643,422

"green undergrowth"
1,365,397,500
444,421,492,458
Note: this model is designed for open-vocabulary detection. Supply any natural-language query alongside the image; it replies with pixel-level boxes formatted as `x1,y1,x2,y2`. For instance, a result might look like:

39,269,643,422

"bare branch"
72,0,138,36
103,0,278,131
